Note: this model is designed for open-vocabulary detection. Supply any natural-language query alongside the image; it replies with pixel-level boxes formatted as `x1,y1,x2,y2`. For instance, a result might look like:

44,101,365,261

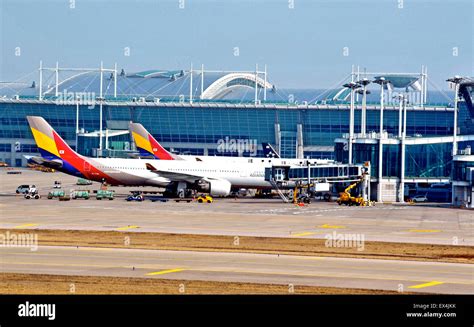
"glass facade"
452,159,474,182
352,143,378,176
77,134,131,157
0,143,12,152
335,141,474,179
0,101,471,178
405,143,453,178
382,145,400,177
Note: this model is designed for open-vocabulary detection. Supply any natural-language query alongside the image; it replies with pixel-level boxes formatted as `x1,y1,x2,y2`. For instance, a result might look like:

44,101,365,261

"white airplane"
127,122,335,196
26,116,274,197
129,122,334,167
129,122,281,164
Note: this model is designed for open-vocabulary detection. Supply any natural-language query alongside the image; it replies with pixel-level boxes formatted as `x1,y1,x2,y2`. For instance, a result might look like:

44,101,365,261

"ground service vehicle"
337,175,369,206
411,194,428,202
71,190,90,200
47,190,65,199
16,185,31,194
96,190,114,200
196,194,213,203
77,178,93,186
126,192,144,202
24,191,40,199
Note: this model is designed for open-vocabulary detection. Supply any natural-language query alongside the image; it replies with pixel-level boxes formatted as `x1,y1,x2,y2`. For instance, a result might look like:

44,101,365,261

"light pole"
97,96,105,156
399,94,408,203
373,77,389,202
343,81,361,164
254,64,259,105
394,94,405,138
357,78,371,138
189,63,193,104
76,95,80,152
446,76,464,156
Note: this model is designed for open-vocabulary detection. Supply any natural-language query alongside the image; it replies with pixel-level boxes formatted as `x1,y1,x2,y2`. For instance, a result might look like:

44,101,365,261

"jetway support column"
297,124,304,159
274,123,281,156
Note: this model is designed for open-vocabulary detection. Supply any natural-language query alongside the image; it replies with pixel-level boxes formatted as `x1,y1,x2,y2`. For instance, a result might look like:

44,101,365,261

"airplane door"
84,161,91,172
274,168,285,181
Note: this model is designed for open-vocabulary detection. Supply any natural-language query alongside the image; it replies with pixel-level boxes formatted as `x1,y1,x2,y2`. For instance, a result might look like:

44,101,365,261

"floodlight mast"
373,77,389,203
343,81,361,164
446,76,464,156
357,78,371,138
390,93,408,202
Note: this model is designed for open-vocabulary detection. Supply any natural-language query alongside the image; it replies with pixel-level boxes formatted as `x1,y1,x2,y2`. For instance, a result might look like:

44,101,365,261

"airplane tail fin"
27,116,120,182
26,116,79,161
262,142,280,158
129,122,176,160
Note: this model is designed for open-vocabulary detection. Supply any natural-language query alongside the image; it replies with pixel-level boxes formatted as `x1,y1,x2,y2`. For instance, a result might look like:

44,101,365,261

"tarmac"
1,246,472,294
1,169,473,294
0,169,472,245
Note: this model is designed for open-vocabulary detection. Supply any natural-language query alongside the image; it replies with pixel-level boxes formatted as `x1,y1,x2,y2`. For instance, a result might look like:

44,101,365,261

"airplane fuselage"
58,155,271,189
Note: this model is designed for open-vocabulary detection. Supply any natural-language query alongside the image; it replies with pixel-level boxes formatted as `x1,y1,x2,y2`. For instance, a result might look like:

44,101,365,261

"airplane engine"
209,179,232,196
197,179,232,196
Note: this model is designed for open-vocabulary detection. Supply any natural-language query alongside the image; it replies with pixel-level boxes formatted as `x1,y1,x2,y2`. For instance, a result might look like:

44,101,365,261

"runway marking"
3,251,473,277
2,260,472,285
186,267,473,285
146,268,185,276
408,229,441,233
116,225,140,231
13,223,39,229
408,281,444,289
291,232,316,237
318,224,345,229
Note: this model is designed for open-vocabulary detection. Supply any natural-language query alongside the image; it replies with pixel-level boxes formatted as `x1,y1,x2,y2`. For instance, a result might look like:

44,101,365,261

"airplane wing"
145,163,203,183
145,163,233,196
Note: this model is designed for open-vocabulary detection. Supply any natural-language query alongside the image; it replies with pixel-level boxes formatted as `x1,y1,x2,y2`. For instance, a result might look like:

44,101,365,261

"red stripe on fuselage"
52,131,121,185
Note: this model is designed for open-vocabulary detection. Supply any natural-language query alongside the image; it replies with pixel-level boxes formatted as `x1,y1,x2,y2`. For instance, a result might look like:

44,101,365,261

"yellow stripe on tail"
31,127,60,157
132,131,154,154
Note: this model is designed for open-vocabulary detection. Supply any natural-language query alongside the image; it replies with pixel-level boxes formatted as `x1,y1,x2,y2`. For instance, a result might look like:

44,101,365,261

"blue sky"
0,0,472,89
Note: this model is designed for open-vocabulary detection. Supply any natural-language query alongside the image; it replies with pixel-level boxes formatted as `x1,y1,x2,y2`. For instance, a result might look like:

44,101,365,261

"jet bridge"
265,161,370,203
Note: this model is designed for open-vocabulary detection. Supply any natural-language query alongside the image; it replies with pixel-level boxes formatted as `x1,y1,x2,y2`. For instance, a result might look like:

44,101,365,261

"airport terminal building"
1,64,473,204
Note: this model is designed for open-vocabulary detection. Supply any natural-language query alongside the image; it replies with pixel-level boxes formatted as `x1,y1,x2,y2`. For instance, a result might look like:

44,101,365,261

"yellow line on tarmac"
116,225,140,231
318,224,345,229
187,268,473,285
13,224,39,229
409,281,444,289
146,268,185,276
408,229,441,233
291,232,316,237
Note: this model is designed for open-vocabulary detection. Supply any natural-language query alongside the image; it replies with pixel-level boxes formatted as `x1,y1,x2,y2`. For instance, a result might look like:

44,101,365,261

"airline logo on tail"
262,143,280,158
129,123,177,160
26,116,118,183
27,116,75,162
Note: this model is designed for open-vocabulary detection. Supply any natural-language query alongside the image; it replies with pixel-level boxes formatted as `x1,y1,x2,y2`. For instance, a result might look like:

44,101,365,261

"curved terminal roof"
0,69,275,102
201,73,272,100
